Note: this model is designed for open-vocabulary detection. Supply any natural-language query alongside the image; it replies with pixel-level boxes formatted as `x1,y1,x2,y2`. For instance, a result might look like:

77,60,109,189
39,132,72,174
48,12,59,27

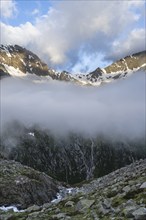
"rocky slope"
0,45,76,82
0,45,56,78
76,51,146,85
1,124,146,184
0,157,59,209
0,159,146,220
0,44,145,85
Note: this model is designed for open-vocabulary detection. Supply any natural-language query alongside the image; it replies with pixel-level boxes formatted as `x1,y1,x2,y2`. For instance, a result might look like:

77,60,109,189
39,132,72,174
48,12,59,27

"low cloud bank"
1,72,145,139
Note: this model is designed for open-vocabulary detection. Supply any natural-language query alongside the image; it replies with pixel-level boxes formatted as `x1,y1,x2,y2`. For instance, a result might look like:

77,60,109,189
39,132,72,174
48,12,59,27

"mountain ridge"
0,44,145,86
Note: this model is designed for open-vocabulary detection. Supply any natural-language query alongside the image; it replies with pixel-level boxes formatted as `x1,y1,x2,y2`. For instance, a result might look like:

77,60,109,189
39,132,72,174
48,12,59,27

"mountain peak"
0,44,54,77
0,44,145,86
104,50,146,74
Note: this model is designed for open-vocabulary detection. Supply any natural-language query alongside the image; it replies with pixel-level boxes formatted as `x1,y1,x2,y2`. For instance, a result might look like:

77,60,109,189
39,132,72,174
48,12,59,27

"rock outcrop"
0,159,59,209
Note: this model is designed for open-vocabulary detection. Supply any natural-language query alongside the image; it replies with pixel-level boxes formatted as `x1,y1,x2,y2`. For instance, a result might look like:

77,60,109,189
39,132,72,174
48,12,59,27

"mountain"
0,44,146,85
0,45,146,219
0,158,146,219
0,45,146,184
0,157,59,209
85,51,146,85
0,44,55,78
1,123,146,184
0,45,76,82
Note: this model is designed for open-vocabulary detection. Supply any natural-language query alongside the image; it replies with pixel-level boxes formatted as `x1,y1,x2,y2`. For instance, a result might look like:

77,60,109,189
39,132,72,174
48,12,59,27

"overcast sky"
0,0,145,73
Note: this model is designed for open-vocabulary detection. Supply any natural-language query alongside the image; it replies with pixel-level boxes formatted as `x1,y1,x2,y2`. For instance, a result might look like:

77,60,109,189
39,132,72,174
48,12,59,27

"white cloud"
106,28,146,61
32,8,39,16
0,1,145,71
1,71,145,138
34,1,140,65
0,0,17,18
1,22,40,46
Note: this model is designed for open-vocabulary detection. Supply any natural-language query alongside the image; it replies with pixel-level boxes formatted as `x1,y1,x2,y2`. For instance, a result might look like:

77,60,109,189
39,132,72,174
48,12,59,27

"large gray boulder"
132,207,146,220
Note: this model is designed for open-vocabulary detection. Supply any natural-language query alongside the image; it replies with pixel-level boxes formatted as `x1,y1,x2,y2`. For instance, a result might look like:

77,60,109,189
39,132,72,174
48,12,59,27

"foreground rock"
0,159,146,219
0,159,59,209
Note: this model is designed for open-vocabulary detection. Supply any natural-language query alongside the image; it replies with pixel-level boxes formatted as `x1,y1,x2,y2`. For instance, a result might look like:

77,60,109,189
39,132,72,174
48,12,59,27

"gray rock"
75,199,95,212
42,202,52,209
123,206,138,218
103,198,111,209
132,207,146,220
140,182,146,189
0,214,14,220
52,213,67,219
27,211,46,219
25,205,41,213
54,208,61,214
125,199,137,207
65,201,75,207
98,204,110,215
123,185,131,193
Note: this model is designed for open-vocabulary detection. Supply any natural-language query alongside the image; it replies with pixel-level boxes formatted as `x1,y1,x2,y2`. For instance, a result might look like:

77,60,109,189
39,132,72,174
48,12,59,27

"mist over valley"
1,71,145,139
0,69,145,184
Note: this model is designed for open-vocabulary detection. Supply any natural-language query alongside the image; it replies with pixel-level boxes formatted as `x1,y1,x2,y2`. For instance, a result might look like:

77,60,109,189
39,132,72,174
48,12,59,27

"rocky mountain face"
105,51,146,73
84,51,146,85
0,45,75,82
0,45,55,78
0,44,146,85
0,157,59,209
0,158,146,220
1,123,146,184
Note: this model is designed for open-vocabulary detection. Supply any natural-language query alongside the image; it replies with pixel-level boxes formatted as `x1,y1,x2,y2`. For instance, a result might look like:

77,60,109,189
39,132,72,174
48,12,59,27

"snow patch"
6,52,12,58
28,132,35,137
3,64,26,77
15,180,20,184
28,55,33,59
141,63,146,68
20,59,26,66
123,58,129,71
101,68,107,74
0,206,24,213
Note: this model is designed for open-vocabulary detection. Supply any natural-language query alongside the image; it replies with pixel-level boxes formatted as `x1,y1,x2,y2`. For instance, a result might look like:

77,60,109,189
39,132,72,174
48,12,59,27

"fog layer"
1,72,145,139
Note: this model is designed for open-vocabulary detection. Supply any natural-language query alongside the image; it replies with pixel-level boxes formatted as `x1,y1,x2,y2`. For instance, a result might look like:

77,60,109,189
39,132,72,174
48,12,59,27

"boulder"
132,207,146,220
140,182,146,189
75,199,95,212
